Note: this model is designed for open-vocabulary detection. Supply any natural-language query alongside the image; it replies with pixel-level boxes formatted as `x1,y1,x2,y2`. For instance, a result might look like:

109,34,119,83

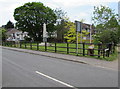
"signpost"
75,21,82,32
75,21,82,55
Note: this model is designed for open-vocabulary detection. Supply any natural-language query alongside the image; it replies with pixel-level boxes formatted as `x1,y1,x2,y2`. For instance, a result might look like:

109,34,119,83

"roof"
6,28,22,35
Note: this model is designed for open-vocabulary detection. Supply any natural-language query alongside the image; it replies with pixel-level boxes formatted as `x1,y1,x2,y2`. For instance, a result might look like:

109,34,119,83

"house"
6,28,28,42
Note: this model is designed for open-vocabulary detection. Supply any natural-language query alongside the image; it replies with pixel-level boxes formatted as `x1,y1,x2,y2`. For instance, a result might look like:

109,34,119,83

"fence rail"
2,41,115,58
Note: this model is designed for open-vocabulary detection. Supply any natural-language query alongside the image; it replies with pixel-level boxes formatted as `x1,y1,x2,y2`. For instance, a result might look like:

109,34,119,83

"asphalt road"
2,49,118,87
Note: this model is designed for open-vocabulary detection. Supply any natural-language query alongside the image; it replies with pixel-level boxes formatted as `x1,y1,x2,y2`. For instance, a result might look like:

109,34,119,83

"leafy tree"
93,30,118,45
0,28,7,41
5,20,14,29
54,8,68,42
14,2,57,41
54,8,67,24
64,21,89,43
92,5,119,44
105,16,118,29
92,5,117,32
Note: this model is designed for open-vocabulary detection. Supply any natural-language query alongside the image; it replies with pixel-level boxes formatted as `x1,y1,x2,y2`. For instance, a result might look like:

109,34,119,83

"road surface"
2,49,118,87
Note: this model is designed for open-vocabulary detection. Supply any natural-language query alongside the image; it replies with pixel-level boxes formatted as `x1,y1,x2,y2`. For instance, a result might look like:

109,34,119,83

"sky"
0,0,119,26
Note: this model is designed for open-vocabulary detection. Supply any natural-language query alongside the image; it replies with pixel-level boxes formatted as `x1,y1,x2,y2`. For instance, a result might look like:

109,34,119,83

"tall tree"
5,20,14,29
54,8,68,42
92,5,119,44
105,16,119,29
14,2,57,41
92,5,117,32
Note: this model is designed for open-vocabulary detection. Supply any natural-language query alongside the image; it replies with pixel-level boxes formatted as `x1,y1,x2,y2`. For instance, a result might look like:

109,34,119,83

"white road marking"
35,71,76,88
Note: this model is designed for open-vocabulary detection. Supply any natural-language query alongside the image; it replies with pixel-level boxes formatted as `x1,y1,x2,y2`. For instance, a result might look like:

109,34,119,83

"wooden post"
14,41,16,47
67,43,69,54
10,42,12,47
37,42,39,50
103,49,105,58
55,43,57,53
20,42,21,48
98,44,101,58
45,42,47,51
30,42,32,49
107,43,111,57
83,43,85,56
25,42,27,49
113,43,115,53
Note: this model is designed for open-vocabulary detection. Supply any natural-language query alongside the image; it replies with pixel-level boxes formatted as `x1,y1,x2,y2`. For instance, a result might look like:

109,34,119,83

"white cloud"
69,11,92,24
52,0,119,7
0,0,118,26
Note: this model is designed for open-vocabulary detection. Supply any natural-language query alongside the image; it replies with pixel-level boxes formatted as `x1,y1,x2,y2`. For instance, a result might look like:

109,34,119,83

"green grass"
3,42,117,61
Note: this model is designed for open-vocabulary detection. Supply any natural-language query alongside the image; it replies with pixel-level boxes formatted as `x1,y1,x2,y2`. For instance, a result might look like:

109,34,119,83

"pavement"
2,46,119,71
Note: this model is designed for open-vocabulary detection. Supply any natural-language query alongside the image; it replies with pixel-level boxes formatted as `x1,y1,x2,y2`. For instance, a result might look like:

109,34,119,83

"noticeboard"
75,21,82,32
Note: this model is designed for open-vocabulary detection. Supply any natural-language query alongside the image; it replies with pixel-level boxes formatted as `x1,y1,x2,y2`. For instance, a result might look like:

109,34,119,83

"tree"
54,8,68,24
64,21,89,43
92,5,119,44
5,20,14,29
54,8,68,42
93,30,118,45
105,16,118,29
92,5,117,32
0,28,7,41
14,2,57,41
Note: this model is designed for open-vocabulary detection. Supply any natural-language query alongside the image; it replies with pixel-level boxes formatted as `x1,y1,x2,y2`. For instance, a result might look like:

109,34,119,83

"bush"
93,30,118,45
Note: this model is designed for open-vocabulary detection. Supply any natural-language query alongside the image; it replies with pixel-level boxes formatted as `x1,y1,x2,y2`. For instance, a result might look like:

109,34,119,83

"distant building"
81,23,95,41
56,21,95,42
6,28,29,42
81,23,95,33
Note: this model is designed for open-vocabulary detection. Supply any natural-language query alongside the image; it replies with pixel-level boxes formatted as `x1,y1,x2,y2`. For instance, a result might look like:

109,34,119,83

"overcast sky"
0,0,119,26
